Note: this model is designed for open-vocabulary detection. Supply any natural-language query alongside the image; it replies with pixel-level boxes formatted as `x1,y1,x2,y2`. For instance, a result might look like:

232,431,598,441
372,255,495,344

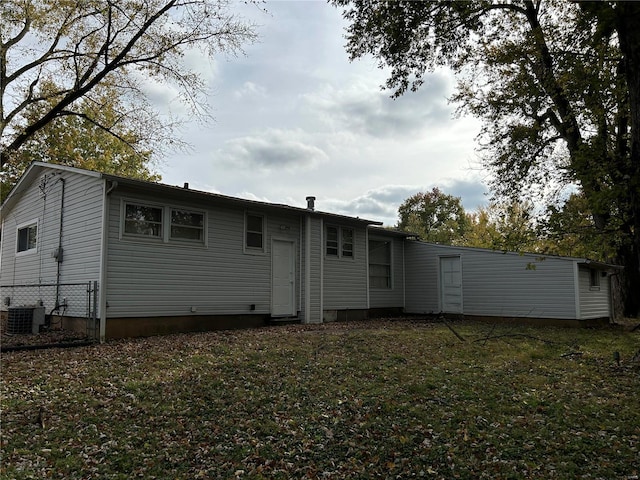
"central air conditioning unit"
6,306,46,334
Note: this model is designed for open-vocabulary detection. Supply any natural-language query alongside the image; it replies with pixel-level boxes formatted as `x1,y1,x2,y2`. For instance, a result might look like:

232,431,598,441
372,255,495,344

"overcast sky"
157,0,488,226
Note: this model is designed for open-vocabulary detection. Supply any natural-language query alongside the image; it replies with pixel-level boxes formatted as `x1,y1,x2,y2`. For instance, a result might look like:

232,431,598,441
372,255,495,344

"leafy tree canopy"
1,81,160,201
0,0,258,167
334,0,640,316
397,188,470,245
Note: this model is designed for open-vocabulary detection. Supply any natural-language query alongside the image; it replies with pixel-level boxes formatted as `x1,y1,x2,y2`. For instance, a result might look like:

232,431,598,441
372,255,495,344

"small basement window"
124,203,163,238
17,222,38,253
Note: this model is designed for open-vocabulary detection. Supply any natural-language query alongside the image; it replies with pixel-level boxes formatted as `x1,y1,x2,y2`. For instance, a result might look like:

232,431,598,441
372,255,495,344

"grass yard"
1,319,639,479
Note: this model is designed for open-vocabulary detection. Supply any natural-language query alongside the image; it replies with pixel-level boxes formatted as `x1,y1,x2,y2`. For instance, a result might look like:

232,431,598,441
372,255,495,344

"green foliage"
397,188,470,245
0,82,160,201
538,193,618,261
1,0,257,166
2,322,639,478
333,0,640,315
464,200,539,253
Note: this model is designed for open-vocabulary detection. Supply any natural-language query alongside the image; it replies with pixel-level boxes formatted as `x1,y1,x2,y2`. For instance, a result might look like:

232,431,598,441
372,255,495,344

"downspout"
304,214,311,324
98,180,117,342
319,218,324,323
365,228,370,309
573,262,581,320
54,178,66,307
402,238,406,311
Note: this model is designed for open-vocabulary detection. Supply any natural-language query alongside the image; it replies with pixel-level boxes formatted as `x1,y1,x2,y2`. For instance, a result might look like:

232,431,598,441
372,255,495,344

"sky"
156,0,488,227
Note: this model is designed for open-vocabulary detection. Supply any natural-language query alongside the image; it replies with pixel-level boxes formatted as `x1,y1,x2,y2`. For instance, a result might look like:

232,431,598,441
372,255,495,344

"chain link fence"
0,282,98,349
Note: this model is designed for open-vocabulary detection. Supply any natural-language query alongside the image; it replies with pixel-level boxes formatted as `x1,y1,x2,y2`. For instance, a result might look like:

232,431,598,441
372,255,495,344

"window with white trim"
342,228,354,257
326,226,354,258
170,209,204,242
124,203,163,238
245,213,264,250
17,222,38,253
589,268,601,290
369,239,391,288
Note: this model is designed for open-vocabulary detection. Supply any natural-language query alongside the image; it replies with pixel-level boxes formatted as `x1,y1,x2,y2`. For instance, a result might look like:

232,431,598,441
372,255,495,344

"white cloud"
233,81,267,99
215,128,329,171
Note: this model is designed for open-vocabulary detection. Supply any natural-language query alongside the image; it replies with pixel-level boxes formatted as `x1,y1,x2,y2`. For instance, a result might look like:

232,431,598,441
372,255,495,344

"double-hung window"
123,201,205,245
170,209,204,242
17,221,38,254
326,226,354,258
245,213,264,251
369,239,391,288
124,203,163,238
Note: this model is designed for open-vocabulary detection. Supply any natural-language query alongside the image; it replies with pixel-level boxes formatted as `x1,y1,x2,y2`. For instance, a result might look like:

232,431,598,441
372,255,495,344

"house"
404,241,617,326
0,162,617,341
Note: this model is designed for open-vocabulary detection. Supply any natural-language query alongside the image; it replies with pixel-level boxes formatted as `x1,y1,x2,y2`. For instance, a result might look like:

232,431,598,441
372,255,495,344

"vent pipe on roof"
306,196,316,211
183,182,189,189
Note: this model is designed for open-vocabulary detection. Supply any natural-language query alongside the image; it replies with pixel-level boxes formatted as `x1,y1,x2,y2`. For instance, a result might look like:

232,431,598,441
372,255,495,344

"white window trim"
169,207,207,244
244,211,266,255
120,198,207,246
16,219,39,256
121,200,165,241
325,225,355,260
368,237,393,289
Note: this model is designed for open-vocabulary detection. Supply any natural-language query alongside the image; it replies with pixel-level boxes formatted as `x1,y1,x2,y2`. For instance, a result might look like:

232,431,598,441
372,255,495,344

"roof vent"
306,196,316,211
183,182,189,189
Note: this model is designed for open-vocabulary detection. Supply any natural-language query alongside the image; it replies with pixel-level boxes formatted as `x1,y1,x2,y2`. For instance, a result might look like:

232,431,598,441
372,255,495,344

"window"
326,226,354,258
170,209,204,241
245,213,264,250
342,228,354,257
17,222,37,253
589,268,601,290
326,226,339,256
369,239,391,288
124,203,163,238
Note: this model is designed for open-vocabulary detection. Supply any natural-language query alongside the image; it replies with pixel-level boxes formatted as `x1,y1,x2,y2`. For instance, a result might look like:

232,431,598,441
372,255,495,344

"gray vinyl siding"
369,236,405,309
306,217,323,323
404,242,439,314
105,188,302,319
577,266,610,319
323,224,368,310
0,170,103,316
404,241,578,319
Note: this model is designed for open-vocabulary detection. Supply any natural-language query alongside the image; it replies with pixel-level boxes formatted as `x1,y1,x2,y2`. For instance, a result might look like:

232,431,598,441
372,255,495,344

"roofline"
368,226,418,238
103,173,382,225
410,239,622,269
1,162,381,226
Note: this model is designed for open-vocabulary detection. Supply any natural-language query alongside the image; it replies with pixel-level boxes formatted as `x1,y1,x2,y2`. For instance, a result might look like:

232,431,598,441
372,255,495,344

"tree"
397,188,470,245
333,0,640,316
464,201,538,253
537,193,617,261
1,0,257,167
1,81,160,201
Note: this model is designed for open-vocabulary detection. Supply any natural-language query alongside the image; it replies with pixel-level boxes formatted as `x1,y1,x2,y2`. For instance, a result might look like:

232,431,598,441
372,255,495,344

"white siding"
369,235,405,309
323,224,368,310
405,242,579,319
1,171,103,316
577,266,610,319
104,188,302,319
307,217,323,323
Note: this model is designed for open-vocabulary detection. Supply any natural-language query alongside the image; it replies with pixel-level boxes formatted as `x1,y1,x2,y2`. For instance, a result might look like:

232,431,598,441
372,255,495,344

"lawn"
1,319,639,479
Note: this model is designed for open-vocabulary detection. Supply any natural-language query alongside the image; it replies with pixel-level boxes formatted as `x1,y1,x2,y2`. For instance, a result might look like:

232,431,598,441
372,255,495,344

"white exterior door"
272,239,296,317
440,256,463,313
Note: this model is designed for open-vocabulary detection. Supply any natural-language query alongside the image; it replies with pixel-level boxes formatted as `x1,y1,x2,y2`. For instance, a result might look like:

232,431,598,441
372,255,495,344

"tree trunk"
615,4,640,317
